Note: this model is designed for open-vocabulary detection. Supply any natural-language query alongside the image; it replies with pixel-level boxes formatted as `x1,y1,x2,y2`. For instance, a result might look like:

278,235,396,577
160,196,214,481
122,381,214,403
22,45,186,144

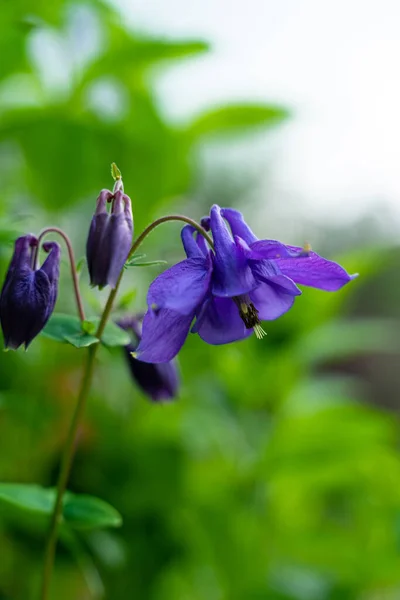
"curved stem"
40,345,98,600
36,227,86,322
40,214,211,599
131,215,214,255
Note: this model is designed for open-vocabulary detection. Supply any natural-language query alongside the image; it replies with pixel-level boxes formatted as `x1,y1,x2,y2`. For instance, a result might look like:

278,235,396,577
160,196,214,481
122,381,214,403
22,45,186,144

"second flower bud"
86,189,133,289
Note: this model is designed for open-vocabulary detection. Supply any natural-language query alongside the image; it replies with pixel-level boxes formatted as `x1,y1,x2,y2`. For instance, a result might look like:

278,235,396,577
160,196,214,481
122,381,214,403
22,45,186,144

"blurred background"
1,0,400,598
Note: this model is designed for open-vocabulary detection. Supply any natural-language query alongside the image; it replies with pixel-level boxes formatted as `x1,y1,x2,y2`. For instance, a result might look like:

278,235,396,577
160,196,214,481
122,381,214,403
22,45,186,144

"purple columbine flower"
0,235,60,350
117,315,179,402
86,189,133,289
136,205,357,363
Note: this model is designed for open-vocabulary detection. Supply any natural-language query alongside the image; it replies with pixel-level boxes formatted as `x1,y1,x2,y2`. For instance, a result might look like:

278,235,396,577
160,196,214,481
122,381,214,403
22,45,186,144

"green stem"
40,345,97,600
130,214,214,255
36,227,86,322
40,213,211,599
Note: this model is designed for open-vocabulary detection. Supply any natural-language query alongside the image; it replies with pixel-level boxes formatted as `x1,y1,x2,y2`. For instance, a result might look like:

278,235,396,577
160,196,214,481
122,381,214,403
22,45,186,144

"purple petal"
249,282,296,320
196,232,211,257
105,212,133,288
250,259,301,296
193,296,253,345
147,256,212,315
135,309,193,363
210,206,256,297
40,241,61,319
249,239,302,260
181,225,204,259
221,207,258,245
272,248,357,291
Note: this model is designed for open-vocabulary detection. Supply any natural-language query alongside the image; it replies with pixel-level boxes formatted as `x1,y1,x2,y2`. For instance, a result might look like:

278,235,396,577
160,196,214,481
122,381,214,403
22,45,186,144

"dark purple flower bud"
0,235,60,350
116,316,179,402
86,189,133,289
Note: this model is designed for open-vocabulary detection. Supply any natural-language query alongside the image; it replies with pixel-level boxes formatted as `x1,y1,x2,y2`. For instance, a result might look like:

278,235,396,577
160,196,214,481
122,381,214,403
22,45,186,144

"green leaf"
75,256,86,275
42,314,98,348
82,320,97,335
126,260,168,268
63,493,122,531
125,253,147,266
188,103,289,139
82,35,209,83
116,289,137,311
42,314,130,348
85,318,131,347
0,484,122,531
0,483,54,516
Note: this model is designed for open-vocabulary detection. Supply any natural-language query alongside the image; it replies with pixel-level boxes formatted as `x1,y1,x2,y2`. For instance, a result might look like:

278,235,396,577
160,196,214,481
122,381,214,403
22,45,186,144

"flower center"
233,296,267,339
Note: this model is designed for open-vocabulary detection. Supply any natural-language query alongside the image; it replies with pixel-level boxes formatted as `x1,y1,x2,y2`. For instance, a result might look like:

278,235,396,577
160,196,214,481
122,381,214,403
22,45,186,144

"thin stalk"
40,213,211,599
36,227,86,322
40,345,97,600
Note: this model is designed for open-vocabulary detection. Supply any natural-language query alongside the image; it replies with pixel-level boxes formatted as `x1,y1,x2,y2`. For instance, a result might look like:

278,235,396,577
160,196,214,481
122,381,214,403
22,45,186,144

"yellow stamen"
253,323,267,339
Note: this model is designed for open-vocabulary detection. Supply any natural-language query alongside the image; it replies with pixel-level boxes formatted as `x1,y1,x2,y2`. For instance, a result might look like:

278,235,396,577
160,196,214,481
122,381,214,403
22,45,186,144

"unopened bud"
0,235,60,349
86,189,133,289
116,315,179,402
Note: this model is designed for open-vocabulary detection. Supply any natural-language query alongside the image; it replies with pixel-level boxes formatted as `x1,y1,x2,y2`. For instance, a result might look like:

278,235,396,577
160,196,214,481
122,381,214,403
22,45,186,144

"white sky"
114,0,400,226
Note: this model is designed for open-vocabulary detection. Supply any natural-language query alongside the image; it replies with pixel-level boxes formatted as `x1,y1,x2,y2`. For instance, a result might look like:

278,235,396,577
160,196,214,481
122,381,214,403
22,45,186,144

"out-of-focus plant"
1,2,400,600
0,160,355,598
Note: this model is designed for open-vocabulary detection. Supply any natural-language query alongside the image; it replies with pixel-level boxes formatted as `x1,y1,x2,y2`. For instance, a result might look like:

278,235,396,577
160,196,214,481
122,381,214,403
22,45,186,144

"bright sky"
114,0,400,227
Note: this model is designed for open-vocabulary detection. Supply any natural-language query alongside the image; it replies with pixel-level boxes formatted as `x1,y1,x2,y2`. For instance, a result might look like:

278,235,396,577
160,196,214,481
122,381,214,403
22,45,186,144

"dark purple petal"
193,296,253,345
210,205,256,297
86,212,109,285
249,282,296,320
250,259,302,296
1,235,37,295
125,349,179,401
200,216,210,231
1,268,54,350
135,309,194,363
40,241,61,320
117,316,179,401
41,242,60,284
272,249,357,291
147,257,212,316
221,207,258,245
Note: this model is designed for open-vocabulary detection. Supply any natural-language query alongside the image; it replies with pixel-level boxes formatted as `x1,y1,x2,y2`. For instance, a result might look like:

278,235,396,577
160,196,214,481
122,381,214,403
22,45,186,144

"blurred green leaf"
85,317,131,347
0,483,122,531
115,289,137,310
43,314,130,347
188,103,289,139
82,34,210,83
75,256,86,275
42,313,98,347
125,259,168,268
63,492,122,530
0,482,54,516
